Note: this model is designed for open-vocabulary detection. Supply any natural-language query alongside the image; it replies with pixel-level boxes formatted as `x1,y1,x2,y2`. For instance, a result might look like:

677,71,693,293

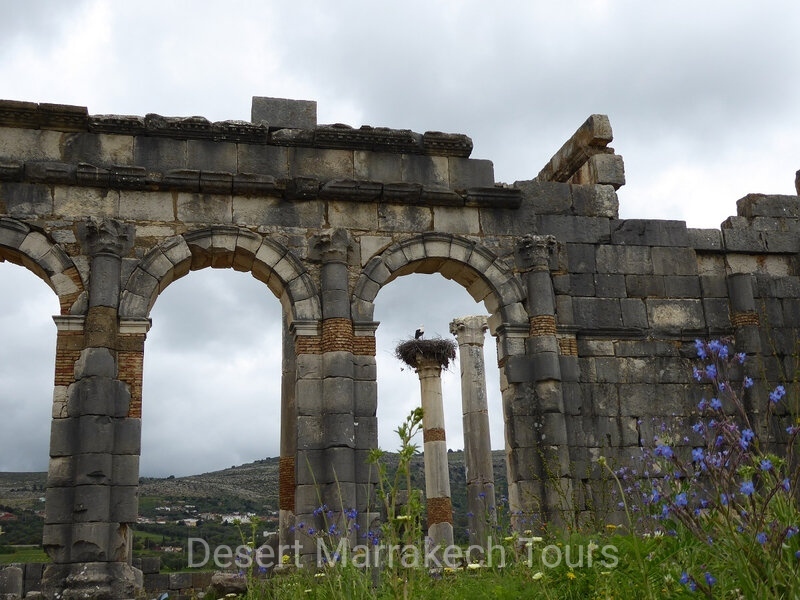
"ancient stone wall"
1,96,798,598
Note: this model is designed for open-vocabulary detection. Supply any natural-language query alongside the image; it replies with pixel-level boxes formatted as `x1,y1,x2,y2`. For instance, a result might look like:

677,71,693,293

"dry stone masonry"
1,95,799,598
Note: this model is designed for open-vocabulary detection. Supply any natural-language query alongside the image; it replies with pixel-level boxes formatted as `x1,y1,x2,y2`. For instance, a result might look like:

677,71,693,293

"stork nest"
395,337,457,370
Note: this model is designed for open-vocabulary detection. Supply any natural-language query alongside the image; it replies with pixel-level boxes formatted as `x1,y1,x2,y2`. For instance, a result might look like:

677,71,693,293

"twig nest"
395,337,457,369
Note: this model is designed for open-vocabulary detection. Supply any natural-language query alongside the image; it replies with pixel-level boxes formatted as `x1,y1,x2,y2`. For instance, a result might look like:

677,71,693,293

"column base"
42,562,141,600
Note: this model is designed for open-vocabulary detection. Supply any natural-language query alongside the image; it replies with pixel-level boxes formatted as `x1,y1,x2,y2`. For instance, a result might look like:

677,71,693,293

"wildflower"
782,478,791,492
769,385,786,404
735,352,746,364
680,572,690,584
720,493,729,506
740,481,755,496
796,550,800,560
704,572,717,587
566,571,576,580
740,428,755,449
692,421,704,434
467,562,481,570
756,532,767,545
694,339,707,359
675,492,688,507
698,398,708,411
692,448,704,462
705,364,717,379
744,376,754,388
307,528,316,536
654,444,674,459
282,554,291,564
710,397,722,411
532,571,544,580
760,458,773,471
693,367,703,382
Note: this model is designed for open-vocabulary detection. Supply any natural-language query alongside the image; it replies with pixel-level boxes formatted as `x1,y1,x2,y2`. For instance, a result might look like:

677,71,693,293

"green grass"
0,546,48,565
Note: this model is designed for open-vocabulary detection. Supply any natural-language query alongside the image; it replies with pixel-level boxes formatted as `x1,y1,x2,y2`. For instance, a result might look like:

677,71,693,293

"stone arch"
352,233,527,330
119,226,321,322
0,217,85,315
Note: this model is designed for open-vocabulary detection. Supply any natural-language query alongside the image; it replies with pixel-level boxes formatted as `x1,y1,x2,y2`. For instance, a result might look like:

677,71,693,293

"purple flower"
692,448,704,462
756,532,767,545
692,421,704,434
744,376,754,388
740,481,755,496
654,444,674,459
705,364,717,379
710,398,722,411
675,492,688,507
694,339,707,359
740,428,755,449
704,572,716,587
769,385,786,404
760,459,773,471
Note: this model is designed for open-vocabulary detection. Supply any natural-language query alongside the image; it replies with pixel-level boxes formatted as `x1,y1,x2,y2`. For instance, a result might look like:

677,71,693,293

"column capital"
77,217,135,258
515,234,556,272
308,228,352,264
449,315,488,346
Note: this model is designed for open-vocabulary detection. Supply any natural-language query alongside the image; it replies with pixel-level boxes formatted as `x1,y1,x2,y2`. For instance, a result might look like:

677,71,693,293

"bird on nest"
414,325,424,339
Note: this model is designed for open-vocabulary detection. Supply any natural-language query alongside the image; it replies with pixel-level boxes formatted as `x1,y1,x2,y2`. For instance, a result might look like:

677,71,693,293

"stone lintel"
537,114,613,183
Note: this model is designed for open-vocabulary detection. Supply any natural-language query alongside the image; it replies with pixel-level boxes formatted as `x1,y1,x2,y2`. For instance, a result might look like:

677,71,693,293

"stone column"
416,356,455,556
728,273,767,439
449,315,496,550
510,234,571,527
279,312,297,555
294,229,357,562
44,217,139,600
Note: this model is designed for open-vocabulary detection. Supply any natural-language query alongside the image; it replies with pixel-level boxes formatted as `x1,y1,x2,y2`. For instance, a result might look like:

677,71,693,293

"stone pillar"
449,315,496,550
728,273,767,439
294,229,357,562
43,218,139,600
510,234,571,527
279,312,297,555
416,356,455,556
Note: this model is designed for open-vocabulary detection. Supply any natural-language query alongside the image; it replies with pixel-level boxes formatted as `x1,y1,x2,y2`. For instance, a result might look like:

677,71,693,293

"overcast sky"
1,0,798,476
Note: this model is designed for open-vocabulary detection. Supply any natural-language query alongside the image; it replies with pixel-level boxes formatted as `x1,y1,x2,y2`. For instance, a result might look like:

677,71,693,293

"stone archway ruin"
1,96,798,598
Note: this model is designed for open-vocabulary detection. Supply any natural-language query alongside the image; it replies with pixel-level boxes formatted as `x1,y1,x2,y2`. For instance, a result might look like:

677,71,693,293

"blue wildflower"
760,459,773,471
694,339,707,359
740,481,755,496
783,478,791,492
720,493,729,506
680,572,690,584
654,444,674,459
693,366,703,382
705,364,717,379
692,448,704,462
704,572,716,587
756,532,767,545
744,376,754,388
769,385,786,404
740,428,755,449
710,397,722,411
735,352,746,364
796,550,800,560
692,421,704,434
675,492,688,507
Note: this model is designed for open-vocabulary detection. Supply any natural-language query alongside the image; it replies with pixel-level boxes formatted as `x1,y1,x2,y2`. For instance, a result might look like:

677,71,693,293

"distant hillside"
1,450,509,517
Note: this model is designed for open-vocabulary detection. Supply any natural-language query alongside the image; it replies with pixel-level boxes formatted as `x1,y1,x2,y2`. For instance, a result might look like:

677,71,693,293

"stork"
414,325,425,339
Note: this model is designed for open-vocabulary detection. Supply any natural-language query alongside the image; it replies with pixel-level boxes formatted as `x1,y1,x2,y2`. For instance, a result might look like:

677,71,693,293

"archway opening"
138,267,283,564
0,260,59,555
373,272,505,544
